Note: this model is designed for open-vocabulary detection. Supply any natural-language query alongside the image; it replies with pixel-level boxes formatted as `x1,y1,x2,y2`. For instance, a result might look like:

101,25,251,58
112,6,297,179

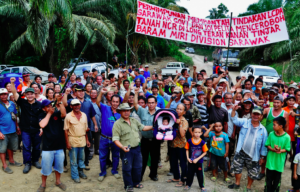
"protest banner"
135,1,289,47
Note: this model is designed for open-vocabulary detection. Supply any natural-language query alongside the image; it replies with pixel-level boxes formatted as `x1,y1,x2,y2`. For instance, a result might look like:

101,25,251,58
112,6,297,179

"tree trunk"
49,27,55,74
130,48,139,65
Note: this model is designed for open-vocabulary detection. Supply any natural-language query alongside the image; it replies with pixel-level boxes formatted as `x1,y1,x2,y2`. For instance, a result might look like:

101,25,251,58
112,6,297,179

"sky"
176,0,259,18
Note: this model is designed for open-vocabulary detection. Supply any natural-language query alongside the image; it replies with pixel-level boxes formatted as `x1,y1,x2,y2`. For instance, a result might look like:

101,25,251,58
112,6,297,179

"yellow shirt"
64,111,88,147
176,82,184,94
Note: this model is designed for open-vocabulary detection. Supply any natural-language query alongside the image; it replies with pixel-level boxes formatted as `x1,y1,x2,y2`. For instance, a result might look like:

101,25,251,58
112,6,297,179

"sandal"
37,185,46,192
166,179,179,183
224,178,231,184
125,187,134,192
184,186,191,190
201,188,207,192
175,181,184,187
134,184,144,189
210,176,217,182
55,183,67,191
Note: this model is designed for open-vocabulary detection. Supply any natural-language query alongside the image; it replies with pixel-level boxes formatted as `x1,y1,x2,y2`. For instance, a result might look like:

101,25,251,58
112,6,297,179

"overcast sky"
176,0,259,18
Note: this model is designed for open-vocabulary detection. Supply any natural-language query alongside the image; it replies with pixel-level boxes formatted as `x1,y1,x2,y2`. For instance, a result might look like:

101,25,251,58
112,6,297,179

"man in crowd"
143,65,150,79
11,77,42,174
112,103,153,191
0,88,22,174
65,73,83,90
143,78,165,108
160,84,183,109
89,89,101,156
64,99,90,183
37,96,66,192
89,75,103,93
96,88,121,182
133,69,145,84
229,105,268,191
134,88,160,181
17,72,31,92
48,73,55,83
81,68,89,85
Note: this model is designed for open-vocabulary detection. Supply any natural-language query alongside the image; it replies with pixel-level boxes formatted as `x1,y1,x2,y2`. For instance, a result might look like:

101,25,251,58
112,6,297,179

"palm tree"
206,3,229,19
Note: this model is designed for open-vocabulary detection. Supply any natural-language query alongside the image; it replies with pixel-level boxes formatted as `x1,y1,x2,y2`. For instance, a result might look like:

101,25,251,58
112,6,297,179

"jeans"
41,149,64,176
186,162,204,188
69,147,85,179
120,146,142,189
22,131,42,165
90,131,100,155
141,138,161,179
99,136,120,176
170,147,187,182
84,130,92,165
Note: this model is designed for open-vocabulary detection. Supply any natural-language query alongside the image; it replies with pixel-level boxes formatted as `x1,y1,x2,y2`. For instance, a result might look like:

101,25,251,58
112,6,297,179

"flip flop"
184,186,191,190
175,181,184,187
134,184,143,189
55,183,67,191
37,185,46,192
224,178,231,184
166,179,179,183
210,176,217,182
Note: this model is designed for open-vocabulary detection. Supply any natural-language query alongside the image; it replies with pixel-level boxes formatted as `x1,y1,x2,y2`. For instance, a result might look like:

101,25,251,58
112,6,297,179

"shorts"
292,174,300,190
41,149,65,176
231,150,260,180
0,132,18,153
210,153,228,171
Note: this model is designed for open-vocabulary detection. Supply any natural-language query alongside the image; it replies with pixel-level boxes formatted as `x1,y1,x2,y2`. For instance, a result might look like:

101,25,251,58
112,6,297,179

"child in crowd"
156,116,173,140
264,116,291,192
204,122,230,183
184,127,208,191
289,125,300,192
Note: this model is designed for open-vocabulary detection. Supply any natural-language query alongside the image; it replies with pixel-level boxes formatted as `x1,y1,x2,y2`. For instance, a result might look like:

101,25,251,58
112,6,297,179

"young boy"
184,127,208,191
204,122,230,183
264,116,291,192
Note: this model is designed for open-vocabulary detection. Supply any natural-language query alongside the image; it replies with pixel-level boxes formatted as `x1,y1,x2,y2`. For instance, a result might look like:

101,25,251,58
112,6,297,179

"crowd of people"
0,63,300,192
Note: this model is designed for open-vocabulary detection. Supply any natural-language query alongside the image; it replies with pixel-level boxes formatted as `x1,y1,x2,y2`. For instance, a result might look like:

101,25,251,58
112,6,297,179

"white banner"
135,1,289,47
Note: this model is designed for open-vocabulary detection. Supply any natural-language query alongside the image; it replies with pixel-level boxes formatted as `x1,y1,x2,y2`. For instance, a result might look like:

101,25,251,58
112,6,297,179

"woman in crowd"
34,75,44,93
54,83,61,93
59,75,66,88
84,83,93,100
46,88,55,101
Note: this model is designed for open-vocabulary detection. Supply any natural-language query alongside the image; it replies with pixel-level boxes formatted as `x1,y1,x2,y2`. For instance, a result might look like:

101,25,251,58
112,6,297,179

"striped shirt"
194,101,208,124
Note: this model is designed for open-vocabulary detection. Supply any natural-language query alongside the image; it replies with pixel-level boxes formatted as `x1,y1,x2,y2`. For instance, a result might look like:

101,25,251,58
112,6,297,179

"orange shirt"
17,81,29,92
282,106,296,141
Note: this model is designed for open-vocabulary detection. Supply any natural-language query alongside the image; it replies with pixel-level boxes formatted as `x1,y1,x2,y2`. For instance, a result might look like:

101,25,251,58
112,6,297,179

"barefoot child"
184,127,208,191
204,122,230,183
264,116,291,192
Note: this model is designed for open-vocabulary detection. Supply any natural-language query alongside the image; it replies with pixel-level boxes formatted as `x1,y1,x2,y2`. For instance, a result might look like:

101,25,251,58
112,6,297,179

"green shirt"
112,117,144,147
265,132,291,172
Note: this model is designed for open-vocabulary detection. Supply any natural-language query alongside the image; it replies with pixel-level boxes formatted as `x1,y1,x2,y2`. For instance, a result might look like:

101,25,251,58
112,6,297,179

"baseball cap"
218,78,227,85
269,88,278,94
178,77,186,81
173,87,182,93
196,81,203,86
140,69,144,72
170,84,176,88
286,95,296,100
211,74,218,78
0,88,8,94
151,84,159,89
48,73,55,78
25,88,35,93
71,83,78,88
196,91,205,96
185,92,195,97
63,68,68,71
183,83,189,87
22,72,30,77
92,68,97,72
70,99,81,105
243,90,251,94
236,76,241,80
82,68,89,73
75,85,85,91
76,76,81,79
288,84,298,89
243,98,252,103
252,106,263,114
145,65,149,68
134,68,140,72
274,95,284,102
41,99,53,108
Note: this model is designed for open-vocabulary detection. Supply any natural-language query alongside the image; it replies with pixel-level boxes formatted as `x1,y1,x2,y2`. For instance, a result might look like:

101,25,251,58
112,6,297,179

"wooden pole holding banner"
53,29,97,106
225,12,233,69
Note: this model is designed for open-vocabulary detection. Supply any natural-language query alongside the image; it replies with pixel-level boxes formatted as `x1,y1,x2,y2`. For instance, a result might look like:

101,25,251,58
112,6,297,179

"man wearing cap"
48,73,55,83
81,68,89,85
133,69,145,84
182,82,190,95
0,88,22,174
64,99,91,183
160,84,183,109
194,88,212,130
288,84,298,96
112,103,153,191
258,94,288,180
17,72,31,93
63,85,97,169
38,96,67,192
229,105,268,191
143,77,165,108
65,73,83,90
96,88,121,182
185,92,201,126
174,75,185,93
133,88,160,181
11,77,43,173
143,65,150,79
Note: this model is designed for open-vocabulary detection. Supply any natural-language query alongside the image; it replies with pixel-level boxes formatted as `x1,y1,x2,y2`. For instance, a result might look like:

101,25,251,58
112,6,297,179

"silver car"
69,63,118,79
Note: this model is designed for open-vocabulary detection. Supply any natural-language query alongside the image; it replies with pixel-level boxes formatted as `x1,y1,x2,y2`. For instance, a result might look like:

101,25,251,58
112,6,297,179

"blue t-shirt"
145,91,165,109
143,71,150,79
100,103,121,137
134,75,145,84
187,77,193,86
67,99,96,128
0,101,17,134
185,138,208,164
208,131,230,156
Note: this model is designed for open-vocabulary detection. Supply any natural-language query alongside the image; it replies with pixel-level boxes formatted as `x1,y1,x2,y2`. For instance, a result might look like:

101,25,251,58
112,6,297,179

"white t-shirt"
294,153,300,175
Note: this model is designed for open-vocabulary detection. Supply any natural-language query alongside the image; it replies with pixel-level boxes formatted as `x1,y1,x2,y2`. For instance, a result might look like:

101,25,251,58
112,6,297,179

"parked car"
69,58,90,68
240,65,280,87
0,64,14,73
185,47,189,52
187,48,195,54
68,63,118,79
212,48,240,67
161,62,190,77
0,66,50,84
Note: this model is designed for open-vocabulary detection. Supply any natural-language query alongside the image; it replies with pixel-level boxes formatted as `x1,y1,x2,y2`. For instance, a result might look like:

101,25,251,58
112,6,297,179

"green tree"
206,3,229,19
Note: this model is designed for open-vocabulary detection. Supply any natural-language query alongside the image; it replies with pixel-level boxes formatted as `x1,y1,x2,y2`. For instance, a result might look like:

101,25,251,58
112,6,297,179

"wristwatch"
58,102,63,105
260,156,265,160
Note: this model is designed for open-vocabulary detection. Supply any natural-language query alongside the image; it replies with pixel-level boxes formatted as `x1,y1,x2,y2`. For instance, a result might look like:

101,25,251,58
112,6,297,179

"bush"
168,44,194,66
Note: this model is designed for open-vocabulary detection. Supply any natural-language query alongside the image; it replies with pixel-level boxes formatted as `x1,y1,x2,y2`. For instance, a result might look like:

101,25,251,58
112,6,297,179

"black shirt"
16,98,42,133
184,110,193,140
207,105,228,126
39,110,65,151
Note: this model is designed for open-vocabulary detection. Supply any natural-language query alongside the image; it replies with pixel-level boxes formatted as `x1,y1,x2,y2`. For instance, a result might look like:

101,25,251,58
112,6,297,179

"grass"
270,62,300,82
173,51,194,66
194,48,214,61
